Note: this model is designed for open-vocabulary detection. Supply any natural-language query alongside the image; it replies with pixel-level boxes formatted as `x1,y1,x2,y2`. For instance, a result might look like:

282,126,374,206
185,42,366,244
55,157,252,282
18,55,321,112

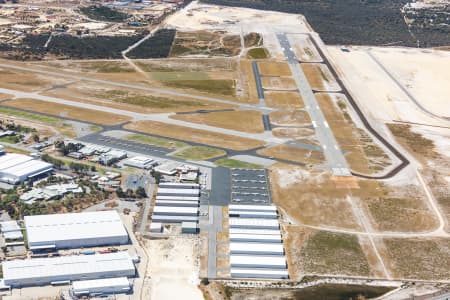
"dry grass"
239,60,259,104
0,69,50,92
261,76,297,90
258,144,325,165
4,98,131,125
383,238,450,280
298,229,370,276
43,84,236,114
269,164,362,230
124,121,264,151
171,146,226,161
258,61,292,76
269,110,311,126
272,127,315,138
387,124,438,160
302,63,339,91
170,110,264,133
0,93,12,101
265,91,304,108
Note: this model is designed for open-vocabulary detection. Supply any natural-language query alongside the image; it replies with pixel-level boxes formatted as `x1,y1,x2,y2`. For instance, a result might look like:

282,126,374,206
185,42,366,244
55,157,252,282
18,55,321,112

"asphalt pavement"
276,33,351,176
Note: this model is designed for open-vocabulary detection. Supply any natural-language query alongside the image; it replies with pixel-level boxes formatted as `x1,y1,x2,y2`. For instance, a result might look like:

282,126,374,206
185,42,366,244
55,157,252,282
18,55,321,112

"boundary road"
307,34,410,179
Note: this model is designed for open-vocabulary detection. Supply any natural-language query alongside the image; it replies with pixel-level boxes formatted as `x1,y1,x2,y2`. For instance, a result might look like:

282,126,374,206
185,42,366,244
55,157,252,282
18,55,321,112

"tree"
32,134,40,143
136,186,146,198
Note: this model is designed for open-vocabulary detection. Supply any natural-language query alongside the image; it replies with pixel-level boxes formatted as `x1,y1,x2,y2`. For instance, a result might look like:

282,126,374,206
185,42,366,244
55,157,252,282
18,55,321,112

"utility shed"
157,188,200,196
229,210,278,219
72,277,131,296
25,211,129,250
153,206,198,216
230,255,287,269
3,252,135,288
230,233,282,243
230,243,284,255
228,204,277,212
181,222,198,234
229,218,279,230
230,268,289,279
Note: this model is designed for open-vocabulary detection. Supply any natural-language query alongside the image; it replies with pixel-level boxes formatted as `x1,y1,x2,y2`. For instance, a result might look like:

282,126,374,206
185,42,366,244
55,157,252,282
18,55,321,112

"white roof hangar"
157,188,200,196
230,255,287,269
3,252,135,288
25,211,129,250
230,242,285,256
230,268,289,279
0,153,53,184
229,218,280,230
72,277,131,296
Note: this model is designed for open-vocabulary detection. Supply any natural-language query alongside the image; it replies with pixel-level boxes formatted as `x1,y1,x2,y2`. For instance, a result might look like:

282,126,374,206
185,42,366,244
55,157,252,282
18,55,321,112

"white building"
1,221,23,240
228,204,277,212
228,210,278,219
158,182,200,189
230,242,284,256
72,277,131,296
230,268,289,279
229,218,280,230
157,188,200,197
0,153,53,184
25,211,129,251
229,233,282,243
3,252,135,287
153,206,198,216
155,200,199,207
230,255,287,269
123,156,155,169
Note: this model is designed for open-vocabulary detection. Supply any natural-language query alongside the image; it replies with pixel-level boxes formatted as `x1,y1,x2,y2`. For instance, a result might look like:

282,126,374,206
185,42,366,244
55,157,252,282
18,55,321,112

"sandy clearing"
371,47,450,118
326,46,448,127
261,76,297,90
302,63,341,92
287,34,322,63
265,91,304,108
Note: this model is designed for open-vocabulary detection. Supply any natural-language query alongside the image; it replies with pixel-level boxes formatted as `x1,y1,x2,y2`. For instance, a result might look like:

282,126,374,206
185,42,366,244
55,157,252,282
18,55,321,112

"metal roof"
229,228,281,235
3,252,134,282
230,268,289,278
1,159,52,177
229,210,278,219
230,255,287,268
153,206,198,215
25,211,128,246
228,204,277,212
230,233,282,243
0,153,32,170
230,242,284,255
156,196,200,201
72,277,130,291
157,188,200,195
229,218,279,229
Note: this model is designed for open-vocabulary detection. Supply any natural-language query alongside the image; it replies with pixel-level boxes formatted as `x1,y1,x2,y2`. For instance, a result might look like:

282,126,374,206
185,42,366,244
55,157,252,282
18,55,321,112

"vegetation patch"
244,32,262,47
214,158,263,169
172,146,226,161
384,238,450,280
124,133,188,150
301,231,370,276
387,124,437,159
127,29,176,59
164,79,236,96
79,5,129,22
247,47,269,59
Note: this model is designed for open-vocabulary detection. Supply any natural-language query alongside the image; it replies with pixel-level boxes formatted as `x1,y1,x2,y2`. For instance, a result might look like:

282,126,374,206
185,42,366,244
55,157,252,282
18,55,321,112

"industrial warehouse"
0,152,53,185
24,211,129,251
227,204,289,279
2,252,136,288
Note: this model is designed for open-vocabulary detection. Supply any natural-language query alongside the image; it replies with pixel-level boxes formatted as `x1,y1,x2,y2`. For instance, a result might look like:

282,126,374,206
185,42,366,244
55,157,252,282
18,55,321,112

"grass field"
239,60,259,104
272,127,315,138
299,230,370,276
269,110,311,126
258,144,325,165
261,76,297,90
247,47,269,59
257,61,292,76
170,110,264,133
123,133,188,150
172,146,226,161
0,69,51,92
164,79,236,96
214,158,263,169
4,98,131,125
387,124,437,160
265,91,304,108
0,93,12,101
150,71,209,81
384,238,450,280
124,121,265,151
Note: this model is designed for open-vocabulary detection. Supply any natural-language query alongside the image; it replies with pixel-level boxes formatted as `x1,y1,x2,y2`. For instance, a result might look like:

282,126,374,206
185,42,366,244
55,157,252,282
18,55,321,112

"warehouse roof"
229,210,278,219
229,218,279,228
229,228,281,235
229,233,282,242
3,252,134,282
1,159,52,177
230,255,287,268
230,242,284,254
24,211,128,246
156,195,200,201
0,153,32,170
72,276,130,292
228,204,277,212
157,188,200,195
230,268,289,278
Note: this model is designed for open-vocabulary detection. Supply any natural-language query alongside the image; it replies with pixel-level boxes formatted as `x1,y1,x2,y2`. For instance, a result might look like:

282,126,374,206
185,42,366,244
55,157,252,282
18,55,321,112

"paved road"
0,62,274,112
251,61,265,107
276,33,350,176
0,86,286,144
139,179,154,235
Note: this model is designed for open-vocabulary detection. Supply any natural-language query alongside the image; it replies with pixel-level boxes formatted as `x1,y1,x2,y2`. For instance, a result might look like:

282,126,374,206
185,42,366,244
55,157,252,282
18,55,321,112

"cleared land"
269,110,311,127
301,63,340,92
214,158,263,169
239,60,259,104
3,98,131,125
170,110,264,133
257,61,292,76
124,121,264,151
163,79,236,97
0,67,67,92
261,76,297,90
287,34,322,63
272,127,315,139
123,133,188,150
258,145,325,165
383,238,450,280
171,146,226,161
265,91,304,108
0,93,12,100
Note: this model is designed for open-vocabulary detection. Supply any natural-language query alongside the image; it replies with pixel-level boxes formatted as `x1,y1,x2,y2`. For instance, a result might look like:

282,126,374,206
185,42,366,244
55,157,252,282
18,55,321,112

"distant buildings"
19,183,83,204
